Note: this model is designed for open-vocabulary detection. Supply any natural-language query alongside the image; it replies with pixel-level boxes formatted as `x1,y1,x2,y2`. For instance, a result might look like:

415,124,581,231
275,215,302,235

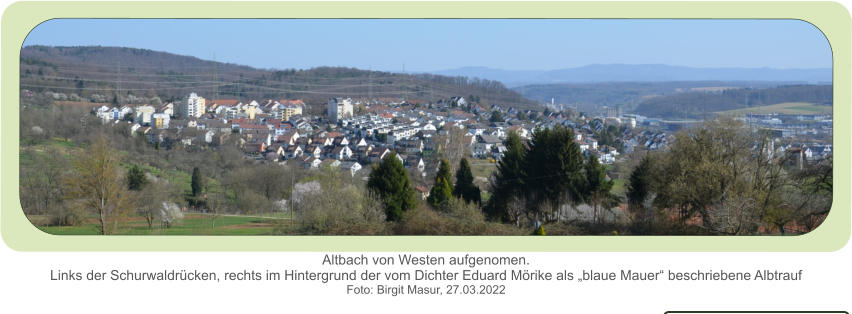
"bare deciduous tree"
64,136,132,235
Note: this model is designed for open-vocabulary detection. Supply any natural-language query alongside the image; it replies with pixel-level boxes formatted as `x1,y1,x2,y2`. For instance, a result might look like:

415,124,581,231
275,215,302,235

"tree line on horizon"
635,85,832,119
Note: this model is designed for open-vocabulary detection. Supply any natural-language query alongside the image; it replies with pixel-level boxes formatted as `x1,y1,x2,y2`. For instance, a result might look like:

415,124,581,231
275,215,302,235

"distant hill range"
433,64,832,87
20,45,539,112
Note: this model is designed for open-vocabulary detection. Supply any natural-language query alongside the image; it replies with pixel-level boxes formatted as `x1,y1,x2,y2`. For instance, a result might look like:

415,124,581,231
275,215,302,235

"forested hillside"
515,81,806,113
20,45,539,110
633,85,832,118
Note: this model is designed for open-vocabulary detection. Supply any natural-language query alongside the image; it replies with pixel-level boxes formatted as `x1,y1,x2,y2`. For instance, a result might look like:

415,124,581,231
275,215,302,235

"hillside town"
86,93,617,179
86,91,834,185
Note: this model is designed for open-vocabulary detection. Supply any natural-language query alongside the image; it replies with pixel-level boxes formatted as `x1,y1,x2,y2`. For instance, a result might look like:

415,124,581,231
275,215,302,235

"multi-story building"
160,102,174,117
328,97,354,122
135,105,156,125
152,113,170,129
279,100,304,120
182,92,206,118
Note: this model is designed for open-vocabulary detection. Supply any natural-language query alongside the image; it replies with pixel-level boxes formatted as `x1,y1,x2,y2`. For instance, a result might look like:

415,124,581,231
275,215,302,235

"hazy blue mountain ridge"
433,64,832,87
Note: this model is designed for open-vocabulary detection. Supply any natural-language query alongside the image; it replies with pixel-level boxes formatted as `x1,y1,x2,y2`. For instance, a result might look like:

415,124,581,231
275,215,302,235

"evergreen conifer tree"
627,155,653,213
367,152,417,221
428,159,454,208
453,158,481,204
127,164,147,191
485,131,526,222
523,126,585,221
584,155,615,223
191,167,204,197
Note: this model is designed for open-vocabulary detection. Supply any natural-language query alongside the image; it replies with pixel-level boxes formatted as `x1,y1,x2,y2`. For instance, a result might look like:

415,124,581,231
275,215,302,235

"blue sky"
23,19,832,72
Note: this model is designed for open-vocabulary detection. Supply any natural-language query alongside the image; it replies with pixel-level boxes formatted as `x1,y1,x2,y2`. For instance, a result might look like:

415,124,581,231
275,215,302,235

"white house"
305,145,323,159
280,130,300,146
333,137,350,146
130,123,141,135
472,143,489,159
405,156,426,172
319,159,341,169
327,145,353,160
95,106,113,122
135,105,155,125
584,138,598,151
160,103,174,117
285,145,304,159
118,106,134,120
204,130,216,143
302,156,322,169
353,138,368,147
339,161,362,177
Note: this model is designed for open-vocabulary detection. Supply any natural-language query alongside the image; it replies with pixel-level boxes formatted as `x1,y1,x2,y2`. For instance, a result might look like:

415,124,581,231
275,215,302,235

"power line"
26,73,400,89
368,66,372,102
213,53,219,100
30,65,413,81
23,71,503,100
27,75,222,85
21,83,225,91
21,81,446,96
116,60,121,103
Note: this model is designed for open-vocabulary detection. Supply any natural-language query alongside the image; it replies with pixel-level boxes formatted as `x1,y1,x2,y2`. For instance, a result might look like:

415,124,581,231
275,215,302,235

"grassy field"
22,137,223,196
20,138,79,163
469,159,497,179
716,102,832,115
22,137,279,236
34,213,283,235
611,179,626,195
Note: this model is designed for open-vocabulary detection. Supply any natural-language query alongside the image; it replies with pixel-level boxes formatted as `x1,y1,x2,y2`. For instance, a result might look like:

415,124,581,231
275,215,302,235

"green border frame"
2,1,849,251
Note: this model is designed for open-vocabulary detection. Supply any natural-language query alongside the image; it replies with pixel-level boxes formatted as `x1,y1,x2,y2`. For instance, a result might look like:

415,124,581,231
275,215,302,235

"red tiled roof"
244,142,265,152
279,99,305,106
231,118,254,124
239,123,269,130
212,99,239,106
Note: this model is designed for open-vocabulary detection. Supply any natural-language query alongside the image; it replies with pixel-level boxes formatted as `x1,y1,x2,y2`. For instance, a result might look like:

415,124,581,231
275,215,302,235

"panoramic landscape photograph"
18,19,833,236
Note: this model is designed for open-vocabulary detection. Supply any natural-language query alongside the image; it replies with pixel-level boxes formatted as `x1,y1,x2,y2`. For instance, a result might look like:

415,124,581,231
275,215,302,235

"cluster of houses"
89,90,834,208
93,93,438,178
97,91,838,183
94,92,660,183
81,84,842,219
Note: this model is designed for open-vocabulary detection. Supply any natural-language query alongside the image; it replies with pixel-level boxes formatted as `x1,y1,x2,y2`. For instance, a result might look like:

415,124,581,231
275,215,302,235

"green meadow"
717,102,832,115
32,213,284,235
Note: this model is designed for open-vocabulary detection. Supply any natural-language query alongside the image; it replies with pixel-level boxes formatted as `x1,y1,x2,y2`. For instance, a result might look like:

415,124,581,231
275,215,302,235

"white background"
0,251,849,313
1,0,849,312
